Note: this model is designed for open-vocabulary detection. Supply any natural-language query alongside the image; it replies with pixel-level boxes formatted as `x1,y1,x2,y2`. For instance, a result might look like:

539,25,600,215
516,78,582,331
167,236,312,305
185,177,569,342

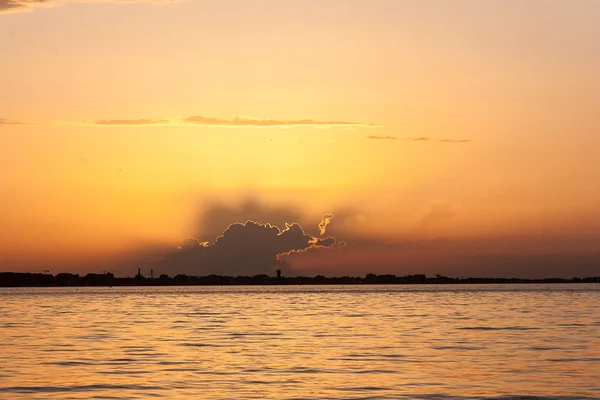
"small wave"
457,326,539,331
433,345,484,351
177,342,222,347
391,396,600,400
0,384,167,393
287,367,332,374
334,386,388,391
528,346,561,351
107,358,137,363
42,361,93,366
228,332,284,337
352,369,398,374
98,369,154,375
548,357,600,362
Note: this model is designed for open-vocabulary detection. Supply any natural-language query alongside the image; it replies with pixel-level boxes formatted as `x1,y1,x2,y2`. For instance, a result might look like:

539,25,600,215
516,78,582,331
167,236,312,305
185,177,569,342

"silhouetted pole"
150,269,154,279
276,269,282,279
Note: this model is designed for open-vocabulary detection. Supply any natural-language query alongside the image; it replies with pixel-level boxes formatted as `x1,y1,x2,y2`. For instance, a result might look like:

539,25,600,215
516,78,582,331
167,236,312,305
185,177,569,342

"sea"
1,284,599,399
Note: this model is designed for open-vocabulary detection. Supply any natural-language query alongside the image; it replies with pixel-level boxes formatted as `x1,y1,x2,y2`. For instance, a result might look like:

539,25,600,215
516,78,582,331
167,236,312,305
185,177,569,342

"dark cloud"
311,236,337,247
0,0,29,12
278,236,343,260
281,235,600,279
366,135,397,140
194,198,305,243
164,219,337,276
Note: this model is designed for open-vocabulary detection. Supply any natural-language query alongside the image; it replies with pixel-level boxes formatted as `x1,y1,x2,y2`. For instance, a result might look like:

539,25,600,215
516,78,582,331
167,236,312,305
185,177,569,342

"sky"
1,0,599,278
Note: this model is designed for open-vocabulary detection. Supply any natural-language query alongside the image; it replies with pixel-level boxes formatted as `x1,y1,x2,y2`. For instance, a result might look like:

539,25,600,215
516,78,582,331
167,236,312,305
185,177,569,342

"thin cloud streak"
366,136,471,143
6,115,380,129
0,118,21,125
181,115,380,128
0,0,178,14
366,135,397,140
96,119,172,126
440,139,471,143
405,137,472,143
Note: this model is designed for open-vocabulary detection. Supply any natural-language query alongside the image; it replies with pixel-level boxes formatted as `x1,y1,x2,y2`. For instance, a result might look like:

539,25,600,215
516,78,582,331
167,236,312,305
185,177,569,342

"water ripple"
1,284,599,399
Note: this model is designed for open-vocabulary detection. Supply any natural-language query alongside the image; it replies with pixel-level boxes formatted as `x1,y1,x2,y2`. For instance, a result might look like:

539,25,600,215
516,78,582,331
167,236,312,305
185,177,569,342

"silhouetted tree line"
1,271,599,287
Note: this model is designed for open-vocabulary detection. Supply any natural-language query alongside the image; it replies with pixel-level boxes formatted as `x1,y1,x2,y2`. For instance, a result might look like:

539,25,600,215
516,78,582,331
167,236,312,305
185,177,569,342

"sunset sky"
1,0,599,277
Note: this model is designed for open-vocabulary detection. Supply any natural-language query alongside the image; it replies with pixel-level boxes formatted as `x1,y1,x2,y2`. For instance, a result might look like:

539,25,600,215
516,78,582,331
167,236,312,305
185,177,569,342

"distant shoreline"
1,272,599,287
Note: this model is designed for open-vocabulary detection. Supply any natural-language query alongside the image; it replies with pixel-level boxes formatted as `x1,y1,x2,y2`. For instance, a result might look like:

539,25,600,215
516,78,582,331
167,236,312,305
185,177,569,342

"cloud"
406,137,471,143
366,136,471,143
165,219,338,276
0,0,176,14
318,213,333,235
278,236,343,260
95,119,171,126
181,115,379,128
0,0,29,13
0,118,21,125
281,237,600,278
440,139,471,143
366,135,397,140
6,115,379,129
194,198,305,243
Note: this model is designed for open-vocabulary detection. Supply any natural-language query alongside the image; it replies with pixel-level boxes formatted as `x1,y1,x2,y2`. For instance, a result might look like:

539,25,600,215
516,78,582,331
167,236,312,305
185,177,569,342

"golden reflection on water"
1,285,599,399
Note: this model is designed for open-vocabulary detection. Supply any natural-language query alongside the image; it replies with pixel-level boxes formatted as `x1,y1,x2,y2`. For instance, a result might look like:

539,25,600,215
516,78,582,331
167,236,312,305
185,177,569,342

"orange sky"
1,1,600,277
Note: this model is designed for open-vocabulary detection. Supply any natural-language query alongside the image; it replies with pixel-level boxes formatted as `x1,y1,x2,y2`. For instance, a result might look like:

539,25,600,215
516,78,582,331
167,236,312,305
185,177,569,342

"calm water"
1,284,599,399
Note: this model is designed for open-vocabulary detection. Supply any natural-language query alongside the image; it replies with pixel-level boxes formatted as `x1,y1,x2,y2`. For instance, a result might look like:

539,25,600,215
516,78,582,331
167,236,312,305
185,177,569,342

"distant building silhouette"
1,271,599,287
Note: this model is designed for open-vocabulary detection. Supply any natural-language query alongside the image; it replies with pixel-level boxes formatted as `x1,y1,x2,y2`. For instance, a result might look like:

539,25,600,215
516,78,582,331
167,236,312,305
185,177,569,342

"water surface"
1,284,599,399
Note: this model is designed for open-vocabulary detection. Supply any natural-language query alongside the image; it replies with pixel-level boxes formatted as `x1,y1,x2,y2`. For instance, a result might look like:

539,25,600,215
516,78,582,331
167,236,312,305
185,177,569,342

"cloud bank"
194,198,305,245
164,216,338,276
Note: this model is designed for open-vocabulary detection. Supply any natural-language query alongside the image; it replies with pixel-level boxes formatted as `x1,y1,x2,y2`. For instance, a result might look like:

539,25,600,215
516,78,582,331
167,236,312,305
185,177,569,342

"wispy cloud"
366,135,397,140
95,119,172,126
318,214,334,236
367,135,471,143
181,115,379,128
0,0,176,14
406,137,471,143
6,114,379,129
440,138,471,143
0,118,21,125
